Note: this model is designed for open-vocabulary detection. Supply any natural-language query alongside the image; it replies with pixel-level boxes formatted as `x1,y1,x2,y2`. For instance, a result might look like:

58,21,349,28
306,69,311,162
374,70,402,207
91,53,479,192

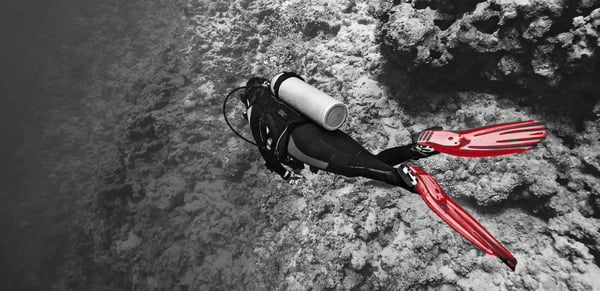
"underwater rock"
378,0,600,119
98,184,134,202
57,0,600,290
128,115,158,141
115,232,143,252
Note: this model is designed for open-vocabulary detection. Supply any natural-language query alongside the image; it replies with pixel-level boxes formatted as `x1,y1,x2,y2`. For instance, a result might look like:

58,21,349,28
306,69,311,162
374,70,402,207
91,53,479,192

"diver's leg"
374,145,415,165
375,144,438,165
287,136,329,170
326,151,405,187
288,124,411,189
327,130,369,154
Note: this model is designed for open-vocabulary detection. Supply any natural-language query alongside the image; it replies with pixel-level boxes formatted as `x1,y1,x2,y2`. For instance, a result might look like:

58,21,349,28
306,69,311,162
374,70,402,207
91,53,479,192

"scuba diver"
239,74,436,188
223,72,547,271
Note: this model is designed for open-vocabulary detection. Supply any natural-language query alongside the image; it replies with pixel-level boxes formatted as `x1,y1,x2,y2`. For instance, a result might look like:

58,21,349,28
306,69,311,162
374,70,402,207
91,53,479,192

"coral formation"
377,0,600,126
2,0,599,290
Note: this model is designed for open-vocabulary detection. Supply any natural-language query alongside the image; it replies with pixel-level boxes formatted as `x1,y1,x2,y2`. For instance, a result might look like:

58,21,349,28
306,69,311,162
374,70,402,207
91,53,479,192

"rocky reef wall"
377,0,600,128
68,0,600,290
0,0,183,290
3,0,599,290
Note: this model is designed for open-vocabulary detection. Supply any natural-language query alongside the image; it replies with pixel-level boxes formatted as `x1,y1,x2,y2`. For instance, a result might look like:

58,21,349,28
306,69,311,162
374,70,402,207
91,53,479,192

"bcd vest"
253,93,308,160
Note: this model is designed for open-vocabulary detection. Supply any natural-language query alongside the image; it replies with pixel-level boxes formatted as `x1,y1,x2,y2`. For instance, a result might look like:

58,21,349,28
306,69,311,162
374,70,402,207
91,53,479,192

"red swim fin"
405,164,517,271
416,120,547,157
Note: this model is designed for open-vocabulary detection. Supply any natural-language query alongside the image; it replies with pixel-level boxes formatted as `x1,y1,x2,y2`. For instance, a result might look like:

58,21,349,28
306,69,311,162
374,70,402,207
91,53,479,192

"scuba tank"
223,72,349,146
270,72,347,131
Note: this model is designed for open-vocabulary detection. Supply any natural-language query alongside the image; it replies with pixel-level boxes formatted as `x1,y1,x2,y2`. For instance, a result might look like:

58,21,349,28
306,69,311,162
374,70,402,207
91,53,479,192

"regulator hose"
222,86,262,147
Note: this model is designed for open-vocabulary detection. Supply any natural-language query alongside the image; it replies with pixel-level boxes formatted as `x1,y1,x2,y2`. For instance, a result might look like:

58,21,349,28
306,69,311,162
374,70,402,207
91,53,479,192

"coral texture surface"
1,0,599,290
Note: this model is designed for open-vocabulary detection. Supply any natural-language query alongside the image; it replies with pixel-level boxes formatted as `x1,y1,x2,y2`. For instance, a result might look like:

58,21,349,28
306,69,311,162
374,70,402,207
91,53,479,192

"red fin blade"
408,165,518,270
462,120,547,150
459,120,544,135
416,120,547,157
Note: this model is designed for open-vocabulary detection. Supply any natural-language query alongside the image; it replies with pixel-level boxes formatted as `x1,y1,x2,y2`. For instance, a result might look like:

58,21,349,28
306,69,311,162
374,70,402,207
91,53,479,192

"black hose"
222,86,262,147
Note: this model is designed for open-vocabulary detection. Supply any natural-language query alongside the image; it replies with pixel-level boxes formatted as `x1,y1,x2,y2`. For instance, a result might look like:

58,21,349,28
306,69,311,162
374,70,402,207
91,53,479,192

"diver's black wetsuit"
241,77,432,190
288,123,416,186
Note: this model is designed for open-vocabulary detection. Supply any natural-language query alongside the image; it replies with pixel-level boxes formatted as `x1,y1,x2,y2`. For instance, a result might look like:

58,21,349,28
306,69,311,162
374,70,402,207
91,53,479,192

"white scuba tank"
270,72,347,131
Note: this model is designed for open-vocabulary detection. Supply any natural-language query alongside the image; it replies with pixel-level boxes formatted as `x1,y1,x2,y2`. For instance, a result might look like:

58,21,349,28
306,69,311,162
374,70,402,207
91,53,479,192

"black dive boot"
394,161,418,192
410,126,441,159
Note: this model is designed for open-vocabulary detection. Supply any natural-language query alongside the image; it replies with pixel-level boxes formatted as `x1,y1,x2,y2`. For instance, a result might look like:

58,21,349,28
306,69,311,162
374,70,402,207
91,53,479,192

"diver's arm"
259,148,292,180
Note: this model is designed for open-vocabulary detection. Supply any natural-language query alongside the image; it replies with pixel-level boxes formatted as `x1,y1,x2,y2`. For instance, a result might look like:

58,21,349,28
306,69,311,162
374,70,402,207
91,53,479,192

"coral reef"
377,0,600,126
70,0,598,289
3,0,599,290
